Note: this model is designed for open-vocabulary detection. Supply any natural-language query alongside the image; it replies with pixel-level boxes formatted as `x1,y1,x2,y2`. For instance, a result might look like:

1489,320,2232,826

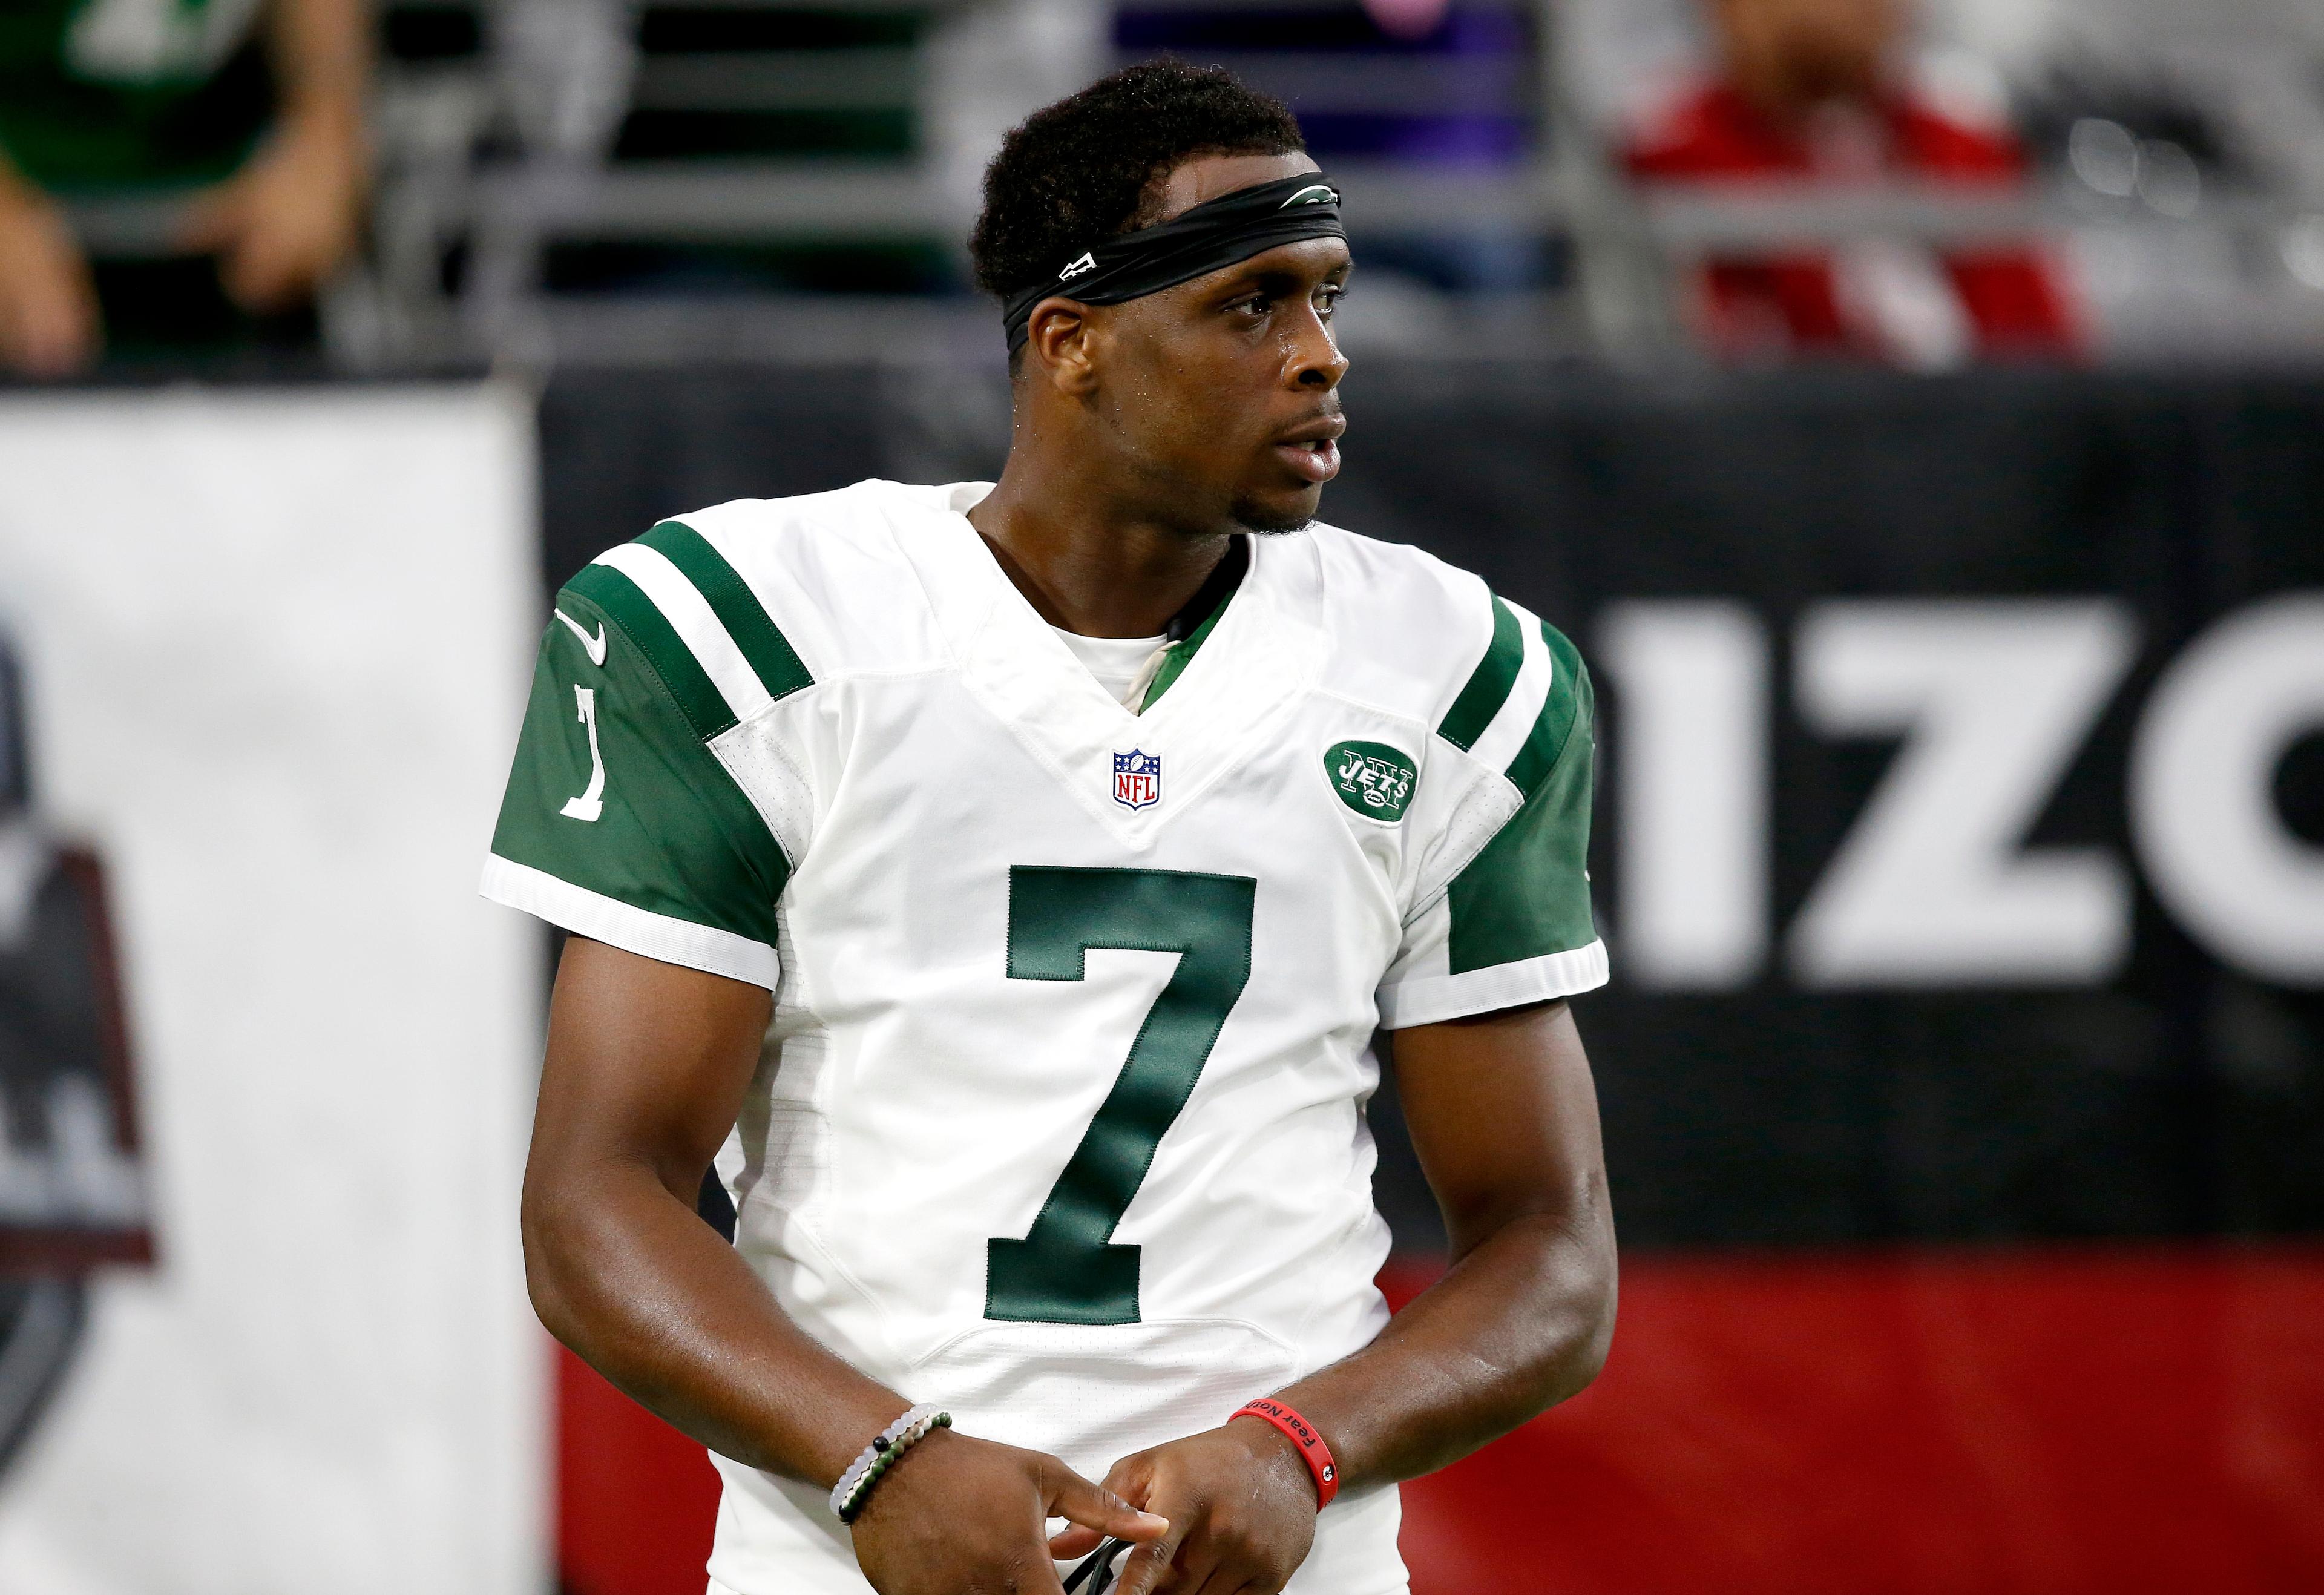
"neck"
968,419,1230,639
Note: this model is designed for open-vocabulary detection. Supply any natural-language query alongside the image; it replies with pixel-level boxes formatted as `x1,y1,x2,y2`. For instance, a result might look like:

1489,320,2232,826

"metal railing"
58,0,2324,369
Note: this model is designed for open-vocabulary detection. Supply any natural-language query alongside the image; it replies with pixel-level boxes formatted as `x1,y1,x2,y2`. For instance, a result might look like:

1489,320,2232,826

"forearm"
1270,1198,1615,1490
523,1154,907,1488
266,0,370,136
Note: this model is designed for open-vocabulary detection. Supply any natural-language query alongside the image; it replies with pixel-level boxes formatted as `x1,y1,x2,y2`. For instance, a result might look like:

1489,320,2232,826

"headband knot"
1002,173,1345,352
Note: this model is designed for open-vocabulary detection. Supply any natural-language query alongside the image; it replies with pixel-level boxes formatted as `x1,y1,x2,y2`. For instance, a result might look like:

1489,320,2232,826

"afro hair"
969,61,1307,306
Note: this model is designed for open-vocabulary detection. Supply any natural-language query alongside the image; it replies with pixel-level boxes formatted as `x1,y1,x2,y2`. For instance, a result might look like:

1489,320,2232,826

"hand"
1074,1420,1319,1595
851,1427,1170,1595
0,178,99,377
178,107,366,314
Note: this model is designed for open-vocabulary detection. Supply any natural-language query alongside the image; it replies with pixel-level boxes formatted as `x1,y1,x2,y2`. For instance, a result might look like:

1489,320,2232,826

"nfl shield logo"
1113,749,1162,810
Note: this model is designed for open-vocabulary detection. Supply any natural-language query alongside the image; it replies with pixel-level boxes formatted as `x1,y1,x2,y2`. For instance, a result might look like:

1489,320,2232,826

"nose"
1285,301,1349,391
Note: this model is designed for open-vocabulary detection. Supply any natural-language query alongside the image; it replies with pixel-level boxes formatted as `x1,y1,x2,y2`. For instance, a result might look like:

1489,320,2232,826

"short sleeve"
1377,614,1607,1028
481,570,793,989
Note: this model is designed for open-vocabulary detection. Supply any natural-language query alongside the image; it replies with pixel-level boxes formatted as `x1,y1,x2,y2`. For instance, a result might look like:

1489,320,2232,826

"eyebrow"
1213,257,1353,297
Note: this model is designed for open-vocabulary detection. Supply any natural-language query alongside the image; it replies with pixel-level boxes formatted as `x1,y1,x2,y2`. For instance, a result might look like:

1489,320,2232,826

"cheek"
1114,363,1256,460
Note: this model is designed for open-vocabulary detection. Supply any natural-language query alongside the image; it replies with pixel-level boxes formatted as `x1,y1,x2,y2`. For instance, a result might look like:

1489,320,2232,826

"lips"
1275,438,1340,483
1273,413,1345,485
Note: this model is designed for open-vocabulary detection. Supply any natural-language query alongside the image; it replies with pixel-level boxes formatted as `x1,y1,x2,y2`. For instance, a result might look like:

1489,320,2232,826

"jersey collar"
905,483,1326,847
1140,536,1248,714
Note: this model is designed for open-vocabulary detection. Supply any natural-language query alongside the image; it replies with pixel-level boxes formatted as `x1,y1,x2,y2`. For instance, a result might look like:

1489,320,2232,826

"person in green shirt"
0,0,370,374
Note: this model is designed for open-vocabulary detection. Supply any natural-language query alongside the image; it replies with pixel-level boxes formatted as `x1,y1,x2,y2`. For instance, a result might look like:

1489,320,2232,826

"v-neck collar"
1140,535,1247,714
901,482,1326,848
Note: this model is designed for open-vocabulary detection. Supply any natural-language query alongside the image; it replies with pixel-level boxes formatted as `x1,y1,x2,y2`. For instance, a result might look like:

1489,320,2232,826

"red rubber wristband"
1232,1399,1340,1509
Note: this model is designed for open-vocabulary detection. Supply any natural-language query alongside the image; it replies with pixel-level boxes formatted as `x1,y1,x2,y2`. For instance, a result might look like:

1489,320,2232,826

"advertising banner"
535,361,2324,1594
0,385,545,1595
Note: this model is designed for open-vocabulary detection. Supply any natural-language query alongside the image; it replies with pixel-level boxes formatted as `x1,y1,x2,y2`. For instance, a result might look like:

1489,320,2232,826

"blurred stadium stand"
265,0,2324,371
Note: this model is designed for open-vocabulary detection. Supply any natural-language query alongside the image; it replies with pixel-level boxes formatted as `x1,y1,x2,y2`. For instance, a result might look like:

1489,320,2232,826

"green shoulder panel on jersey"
491,585,792,948
565,561,738,740
1436,596,1525,751
1501,619,1586,795
640,520,814,703
1445,622,1598,975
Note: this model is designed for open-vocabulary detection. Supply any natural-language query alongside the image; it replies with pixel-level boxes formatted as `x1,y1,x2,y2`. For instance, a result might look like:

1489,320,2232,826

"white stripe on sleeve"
480,854,781,990
595,542,773,725
1465,603,1552,779
1376,939,1609,1029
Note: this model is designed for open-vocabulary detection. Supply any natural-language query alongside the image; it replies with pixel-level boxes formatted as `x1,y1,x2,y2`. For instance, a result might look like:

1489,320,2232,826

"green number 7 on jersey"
986,866,1257,1326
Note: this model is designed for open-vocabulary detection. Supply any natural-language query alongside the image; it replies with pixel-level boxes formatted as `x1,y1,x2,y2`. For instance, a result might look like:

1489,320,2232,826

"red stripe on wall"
560,1247,2324,1595
557,1343,721,1595
1387,1247,2324,1595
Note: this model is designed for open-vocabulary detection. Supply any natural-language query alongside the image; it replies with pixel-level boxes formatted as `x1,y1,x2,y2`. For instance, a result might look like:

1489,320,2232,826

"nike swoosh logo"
1279,183,1338,208
554,608,607,666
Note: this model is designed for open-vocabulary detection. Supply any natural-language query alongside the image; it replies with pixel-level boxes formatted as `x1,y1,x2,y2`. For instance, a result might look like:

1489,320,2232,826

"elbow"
1556,1220,1620,1402
1563,1259,1618,1398
519,1164,592,1350
1523,1205,1618,1411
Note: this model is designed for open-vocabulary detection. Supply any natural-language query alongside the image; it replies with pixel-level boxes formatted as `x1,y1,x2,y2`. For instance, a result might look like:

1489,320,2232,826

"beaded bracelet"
830,1403,952,1524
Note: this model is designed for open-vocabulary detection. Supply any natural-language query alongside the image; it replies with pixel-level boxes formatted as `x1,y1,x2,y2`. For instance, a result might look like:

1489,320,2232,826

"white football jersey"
483,480,1607,1595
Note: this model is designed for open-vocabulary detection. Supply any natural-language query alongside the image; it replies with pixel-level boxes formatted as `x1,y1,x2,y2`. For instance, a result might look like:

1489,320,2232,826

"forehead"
1150,150,1324,224
1110,235,1350,338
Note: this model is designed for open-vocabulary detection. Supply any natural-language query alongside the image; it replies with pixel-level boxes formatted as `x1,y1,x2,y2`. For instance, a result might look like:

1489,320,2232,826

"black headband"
1002,173,1344,352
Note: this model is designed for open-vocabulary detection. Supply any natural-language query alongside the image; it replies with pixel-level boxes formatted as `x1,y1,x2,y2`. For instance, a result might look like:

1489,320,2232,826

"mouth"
1272,414,1345,485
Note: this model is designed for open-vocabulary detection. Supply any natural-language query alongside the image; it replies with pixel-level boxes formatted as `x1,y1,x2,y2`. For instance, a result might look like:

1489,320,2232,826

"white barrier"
0,384,545,1594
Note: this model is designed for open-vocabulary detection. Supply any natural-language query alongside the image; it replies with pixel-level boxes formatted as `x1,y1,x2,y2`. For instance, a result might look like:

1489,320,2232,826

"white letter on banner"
1788,600,2138,987
2131,594,2324,984
1598,602,1770,989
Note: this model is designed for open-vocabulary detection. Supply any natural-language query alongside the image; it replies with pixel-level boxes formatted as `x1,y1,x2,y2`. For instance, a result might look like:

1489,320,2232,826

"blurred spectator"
1626,0,2076,367
0,0,370,376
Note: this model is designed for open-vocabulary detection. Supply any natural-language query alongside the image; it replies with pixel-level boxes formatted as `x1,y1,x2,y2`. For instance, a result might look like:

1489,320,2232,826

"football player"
491,61,1617,1595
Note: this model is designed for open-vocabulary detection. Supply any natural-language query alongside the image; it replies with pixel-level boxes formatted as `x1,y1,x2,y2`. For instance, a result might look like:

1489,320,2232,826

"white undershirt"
1052,626,1167,709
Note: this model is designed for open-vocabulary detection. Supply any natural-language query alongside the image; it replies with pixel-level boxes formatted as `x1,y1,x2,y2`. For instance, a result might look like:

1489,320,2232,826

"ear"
1025,299,1101,397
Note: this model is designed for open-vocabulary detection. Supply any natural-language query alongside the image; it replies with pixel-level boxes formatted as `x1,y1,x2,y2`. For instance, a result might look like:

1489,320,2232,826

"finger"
173,183,244,255
222,236,306,314
1112,1517,1193,1595
1112,1537,1178,1595
10,271,98,377
1046,1523,1106,1560
1043,1458,1170,1542
1100,1453,1157,1509
1165,1533,1224,1595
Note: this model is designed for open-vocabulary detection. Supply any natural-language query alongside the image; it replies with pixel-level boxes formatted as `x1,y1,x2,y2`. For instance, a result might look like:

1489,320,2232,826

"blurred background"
0,0,2320,1591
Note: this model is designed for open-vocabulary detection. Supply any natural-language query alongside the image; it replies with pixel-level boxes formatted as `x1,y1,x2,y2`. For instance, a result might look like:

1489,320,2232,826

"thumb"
1040,1457,1170,1544
1111,1514,1191,1595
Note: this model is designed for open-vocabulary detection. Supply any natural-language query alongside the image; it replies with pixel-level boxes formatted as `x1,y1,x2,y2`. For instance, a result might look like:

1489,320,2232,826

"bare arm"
1275,998,1617,1479
0,153,98,376
178,0,371,310
266,0,370,131
523,935,1163,1594
522,933,901,1478
1101,998,1616,1595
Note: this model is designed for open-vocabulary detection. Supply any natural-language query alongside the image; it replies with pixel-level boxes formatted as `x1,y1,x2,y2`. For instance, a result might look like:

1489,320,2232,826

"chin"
1231,487,1323,536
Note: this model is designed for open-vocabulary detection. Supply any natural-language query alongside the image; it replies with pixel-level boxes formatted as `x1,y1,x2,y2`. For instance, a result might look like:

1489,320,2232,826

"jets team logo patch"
1113,749,1162,811
1325,740,1416,822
